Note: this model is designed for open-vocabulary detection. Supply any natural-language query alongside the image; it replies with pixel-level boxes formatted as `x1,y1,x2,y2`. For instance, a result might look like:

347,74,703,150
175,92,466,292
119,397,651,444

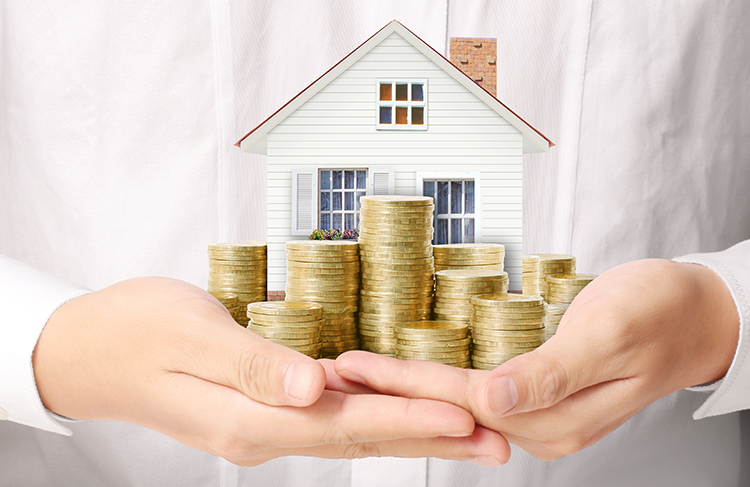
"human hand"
334,259,739,460
33,277,510,466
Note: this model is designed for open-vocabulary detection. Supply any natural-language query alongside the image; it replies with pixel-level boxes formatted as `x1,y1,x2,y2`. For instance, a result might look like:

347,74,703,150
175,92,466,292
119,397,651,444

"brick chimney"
449,37,497,97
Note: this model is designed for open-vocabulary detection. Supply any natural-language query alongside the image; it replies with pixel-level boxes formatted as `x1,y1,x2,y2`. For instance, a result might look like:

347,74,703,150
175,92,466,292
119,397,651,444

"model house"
236,20,552,293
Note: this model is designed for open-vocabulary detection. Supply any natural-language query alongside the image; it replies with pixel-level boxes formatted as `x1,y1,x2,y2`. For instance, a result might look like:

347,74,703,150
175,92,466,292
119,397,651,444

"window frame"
417,171,482,245
318,168,369,232
376,79,428,131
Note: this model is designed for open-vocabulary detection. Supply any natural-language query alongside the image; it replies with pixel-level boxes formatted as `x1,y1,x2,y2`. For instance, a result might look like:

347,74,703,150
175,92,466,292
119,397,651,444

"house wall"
266,32,524,291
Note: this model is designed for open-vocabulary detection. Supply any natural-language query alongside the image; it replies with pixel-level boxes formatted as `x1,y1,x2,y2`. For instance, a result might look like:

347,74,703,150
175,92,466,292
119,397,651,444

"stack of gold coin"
209,292,239,320
434,270,508,325
395,320,471,368
545,303,568,340
247,301,323,358
207,242,267,327
546,273,597,305
522,255,541,295
433,243,505,272
527,254,576,301
470,294,547,370
358,196,435,356
284,240,360,358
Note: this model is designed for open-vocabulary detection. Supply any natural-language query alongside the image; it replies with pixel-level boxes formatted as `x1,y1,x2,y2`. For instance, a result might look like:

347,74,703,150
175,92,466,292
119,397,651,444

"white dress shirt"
1,1,749,485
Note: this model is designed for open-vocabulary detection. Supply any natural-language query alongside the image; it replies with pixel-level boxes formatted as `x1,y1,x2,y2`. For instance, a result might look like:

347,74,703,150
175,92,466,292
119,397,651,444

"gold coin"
360,195,434,205
247,301,322,316
470,293,545,308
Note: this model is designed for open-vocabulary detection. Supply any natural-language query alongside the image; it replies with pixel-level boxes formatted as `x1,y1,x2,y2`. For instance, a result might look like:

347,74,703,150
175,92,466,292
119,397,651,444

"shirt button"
0,407,8,420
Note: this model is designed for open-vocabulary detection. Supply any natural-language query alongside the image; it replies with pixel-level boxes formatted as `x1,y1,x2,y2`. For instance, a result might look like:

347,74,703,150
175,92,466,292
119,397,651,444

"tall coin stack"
247,302,323,358
527,254,576,302
208,292,239,321
470,294,547,370
545,273,597,305
358,196,435,356
433,244,505,272
545,303,568,340
522,255,541,296
207,242,267,327
284,240,360,358
395,321,471,368
434,270,508,327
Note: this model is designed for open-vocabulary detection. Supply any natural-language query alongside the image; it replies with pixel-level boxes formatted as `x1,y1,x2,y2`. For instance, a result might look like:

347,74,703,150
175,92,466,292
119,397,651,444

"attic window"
377,80,426,130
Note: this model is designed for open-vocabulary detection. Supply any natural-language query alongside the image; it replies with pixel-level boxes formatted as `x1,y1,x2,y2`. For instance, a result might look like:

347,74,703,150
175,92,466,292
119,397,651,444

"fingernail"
469,456,503,467
284,360,316,401
486,376,518,417
337,369,365,384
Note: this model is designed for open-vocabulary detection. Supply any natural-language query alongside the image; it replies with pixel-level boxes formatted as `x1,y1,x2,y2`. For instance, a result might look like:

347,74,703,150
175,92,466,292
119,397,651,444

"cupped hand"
334,259,739,461
33,277,509,466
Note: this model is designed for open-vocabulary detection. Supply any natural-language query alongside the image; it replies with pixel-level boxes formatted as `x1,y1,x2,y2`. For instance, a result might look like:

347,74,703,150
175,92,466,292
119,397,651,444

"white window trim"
376,79,428,131
416,171,482,243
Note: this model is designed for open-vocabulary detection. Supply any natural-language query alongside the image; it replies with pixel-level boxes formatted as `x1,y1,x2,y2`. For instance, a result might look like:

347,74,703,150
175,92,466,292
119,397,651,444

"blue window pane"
464,218,475,243
321,213,331,229
356,191,366,210
437,219,448,245
332,192,342,211
437,181,449,215
320,171,331,190
320,192,330,211
380,106,392,124
451,181,462,214
332,171,342,190
356,171,367,189
423,180,434,201
465,181,475,214
451,219,462,244
412,83,423,101
345,192,354,211
344,171,355,189
333,213,342,230
345,213,355,230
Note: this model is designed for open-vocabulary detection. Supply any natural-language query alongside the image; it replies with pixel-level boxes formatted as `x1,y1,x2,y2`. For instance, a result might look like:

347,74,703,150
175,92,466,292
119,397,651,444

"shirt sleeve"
673,240,750,419
0,255,90,434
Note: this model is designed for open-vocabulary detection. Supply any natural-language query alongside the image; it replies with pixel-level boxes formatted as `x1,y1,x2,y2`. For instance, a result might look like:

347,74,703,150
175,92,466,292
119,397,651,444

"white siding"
266,32,525,291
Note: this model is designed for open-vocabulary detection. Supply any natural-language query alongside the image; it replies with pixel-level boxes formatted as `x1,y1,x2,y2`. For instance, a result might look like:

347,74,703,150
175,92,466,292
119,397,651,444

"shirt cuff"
673,239,750,419
0,255,90,434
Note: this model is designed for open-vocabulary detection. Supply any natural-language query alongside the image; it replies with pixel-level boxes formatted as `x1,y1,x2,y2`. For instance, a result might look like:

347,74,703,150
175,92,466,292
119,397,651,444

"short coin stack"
545,303,568,340
207,242,268,327
545,273,597,305
395,320,471,368
284,240,360,358
208,292,239,321
470,294,547,370
433,244,504,272
247,301,323,358
358,196,435,356
522,255,541,296
434,270,508,326
528,254,576,302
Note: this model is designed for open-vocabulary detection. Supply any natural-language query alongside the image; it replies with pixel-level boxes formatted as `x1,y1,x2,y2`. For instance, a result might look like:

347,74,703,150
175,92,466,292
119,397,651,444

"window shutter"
291,169,317,236
368,167,395,195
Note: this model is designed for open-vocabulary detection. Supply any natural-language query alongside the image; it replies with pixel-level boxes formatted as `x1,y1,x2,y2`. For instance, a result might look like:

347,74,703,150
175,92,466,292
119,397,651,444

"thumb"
479,333,605,417
184,317,327,408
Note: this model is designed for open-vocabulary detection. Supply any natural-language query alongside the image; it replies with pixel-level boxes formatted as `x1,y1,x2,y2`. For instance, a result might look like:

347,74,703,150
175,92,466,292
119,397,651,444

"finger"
489,377,646,460
335,351,480,411
137,371,479,458
319,358,378,394
475,306,632,417
172,299,327,408
238,425,511,467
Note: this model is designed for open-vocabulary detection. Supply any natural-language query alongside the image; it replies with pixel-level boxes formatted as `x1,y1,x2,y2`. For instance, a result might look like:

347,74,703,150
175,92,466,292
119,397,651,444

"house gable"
237,20,552,155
